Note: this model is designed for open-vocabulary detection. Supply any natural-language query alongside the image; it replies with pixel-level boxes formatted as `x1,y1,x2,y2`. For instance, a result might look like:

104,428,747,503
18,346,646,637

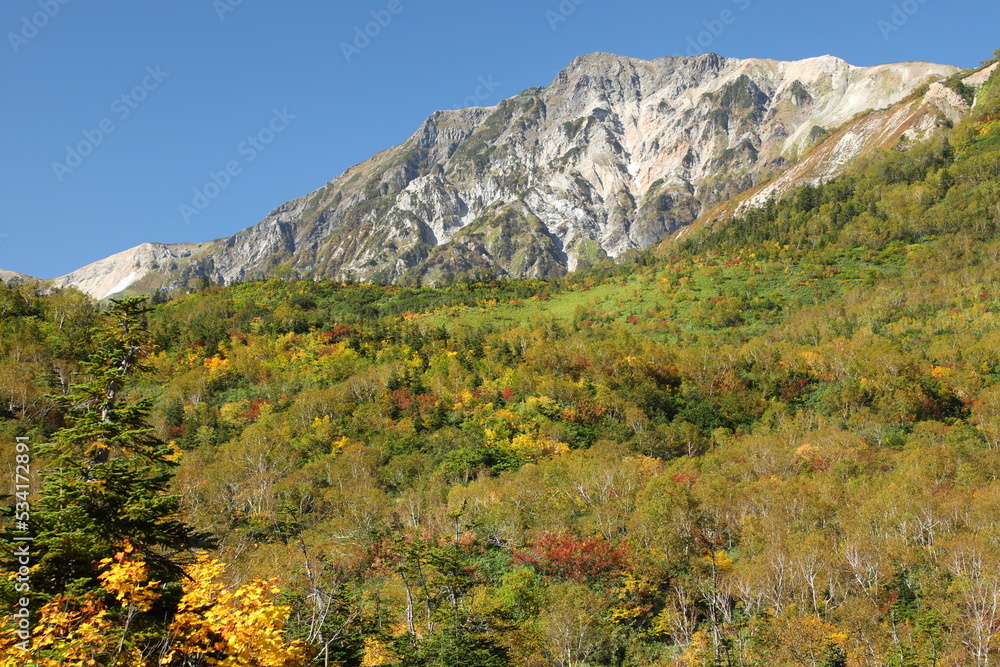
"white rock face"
48,242,211,299
0,269,34,286
964,62,999,88
13,52,973,293
738,77,974,212
189,53,956,285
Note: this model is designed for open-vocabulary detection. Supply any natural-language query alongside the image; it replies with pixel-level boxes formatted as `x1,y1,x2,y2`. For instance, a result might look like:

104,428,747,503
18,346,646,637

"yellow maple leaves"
0,546,305,667
98,542,160,612
162,552,306,667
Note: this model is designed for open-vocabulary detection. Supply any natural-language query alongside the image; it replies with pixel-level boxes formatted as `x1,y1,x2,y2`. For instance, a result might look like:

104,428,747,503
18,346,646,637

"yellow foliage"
219,399,252,425
931,364,955,379
509,433,570,460
98,543,160,613
0,548,304,667
162,552,306,666
331,435,352,455
524,395,560,417
203,355,231,376
360,636,398,667
700,550,734,573
679,628,714,666
452,389,475,409
165,441,183,463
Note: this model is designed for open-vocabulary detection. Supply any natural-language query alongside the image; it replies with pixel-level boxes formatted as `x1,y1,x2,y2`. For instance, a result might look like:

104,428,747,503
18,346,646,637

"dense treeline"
2,59,1000,666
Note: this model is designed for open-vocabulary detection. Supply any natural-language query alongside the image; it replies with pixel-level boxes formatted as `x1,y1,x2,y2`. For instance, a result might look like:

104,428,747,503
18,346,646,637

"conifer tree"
30,297,213,600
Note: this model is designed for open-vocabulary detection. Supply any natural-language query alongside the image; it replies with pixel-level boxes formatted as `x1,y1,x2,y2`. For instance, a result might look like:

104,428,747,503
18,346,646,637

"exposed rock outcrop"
19,52,973,297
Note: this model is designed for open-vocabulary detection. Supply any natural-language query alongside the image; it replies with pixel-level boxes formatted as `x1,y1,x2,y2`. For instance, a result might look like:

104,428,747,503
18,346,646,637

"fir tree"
30,297,213,601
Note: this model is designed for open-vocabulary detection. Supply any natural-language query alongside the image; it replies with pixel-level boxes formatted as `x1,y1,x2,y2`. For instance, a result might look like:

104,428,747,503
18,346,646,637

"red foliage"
390,388,415,412
500,387,515,402
243,398,271,423
626,316,640,325
561,405,605,424
878,590,903,615
513,532,629,582
672,471,700,487
317,324,353,344
780,378,810,401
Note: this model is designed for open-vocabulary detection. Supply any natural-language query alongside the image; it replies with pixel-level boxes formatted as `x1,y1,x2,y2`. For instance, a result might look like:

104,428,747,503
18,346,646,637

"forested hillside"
2,56,1000,667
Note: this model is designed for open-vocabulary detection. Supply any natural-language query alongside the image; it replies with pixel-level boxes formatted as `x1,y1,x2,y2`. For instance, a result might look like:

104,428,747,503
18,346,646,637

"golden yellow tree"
0,545,306,667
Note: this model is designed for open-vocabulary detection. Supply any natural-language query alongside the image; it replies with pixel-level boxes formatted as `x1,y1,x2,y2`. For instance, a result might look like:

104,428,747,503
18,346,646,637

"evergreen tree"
29,297,213,601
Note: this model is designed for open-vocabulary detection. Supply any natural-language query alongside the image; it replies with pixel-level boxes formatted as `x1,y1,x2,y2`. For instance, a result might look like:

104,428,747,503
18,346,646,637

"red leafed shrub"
513,532,629,583
672,471,700,487
780,377,811,401
561,405,605,424
500,387,515,401
318,324,353,343
390,388,415,412
243,398,271,422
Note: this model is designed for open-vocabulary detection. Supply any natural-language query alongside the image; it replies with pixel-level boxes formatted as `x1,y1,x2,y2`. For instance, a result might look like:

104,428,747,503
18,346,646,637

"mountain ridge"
13,52,970,298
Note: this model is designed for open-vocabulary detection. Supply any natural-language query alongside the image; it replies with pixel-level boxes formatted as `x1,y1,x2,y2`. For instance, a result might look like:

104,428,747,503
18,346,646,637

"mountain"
31,53,975,297
0,269,34,285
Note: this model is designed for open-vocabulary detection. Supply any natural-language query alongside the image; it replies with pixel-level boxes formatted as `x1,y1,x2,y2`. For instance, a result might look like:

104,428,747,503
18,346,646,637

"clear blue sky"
2,0,996,278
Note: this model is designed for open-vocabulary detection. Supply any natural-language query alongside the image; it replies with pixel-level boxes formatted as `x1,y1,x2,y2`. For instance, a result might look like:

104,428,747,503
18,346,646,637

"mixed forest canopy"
1,55,1000,666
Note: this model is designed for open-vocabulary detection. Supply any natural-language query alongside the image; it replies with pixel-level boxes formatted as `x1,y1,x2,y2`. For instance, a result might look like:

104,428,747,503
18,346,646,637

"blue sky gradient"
2,0,997,278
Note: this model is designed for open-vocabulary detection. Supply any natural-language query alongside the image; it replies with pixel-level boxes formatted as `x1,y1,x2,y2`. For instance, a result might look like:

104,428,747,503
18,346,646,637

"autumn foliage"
513,533,629,583
2,52,1000,667
0,544,305,666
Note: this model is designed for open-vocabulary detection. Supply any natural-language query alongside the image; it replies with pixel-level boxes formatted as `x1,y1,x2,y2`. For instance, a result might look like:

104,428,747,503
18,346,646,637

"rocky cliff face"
30,53,968,297
0,269,34,286
48,242,213,300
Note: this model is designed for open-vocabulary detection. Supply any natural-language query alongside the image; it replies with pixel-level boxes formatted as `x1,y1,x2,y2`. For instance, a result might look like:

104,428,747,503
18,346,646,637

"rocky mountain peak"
14,52,975,298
